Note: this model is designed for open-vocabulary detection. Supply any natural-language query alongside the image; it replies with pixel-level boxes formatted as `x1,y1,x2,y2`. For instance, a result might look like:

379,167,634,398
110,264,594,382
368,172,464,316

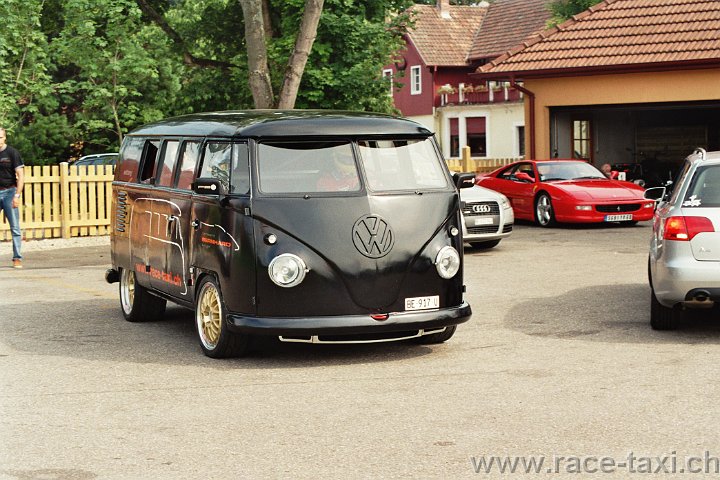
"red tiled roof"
407,4,486,66
478,0,720,76
468,0,551,61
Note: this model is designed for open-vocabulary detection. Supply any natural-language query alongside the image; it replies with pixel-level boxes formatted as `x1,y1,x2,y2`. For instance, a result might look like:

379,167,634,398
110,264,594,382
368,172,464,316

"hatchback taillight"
663,216,715,241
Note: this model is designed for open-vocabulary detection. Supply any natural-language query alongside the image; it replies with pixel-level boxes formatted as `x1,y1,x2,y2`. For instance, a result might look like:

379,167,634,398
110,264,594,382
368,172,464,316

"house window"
467,117,486,157
572,119,592,161
410,66,422,95
449,118,459,157
382,69,393,97
517,126,525,157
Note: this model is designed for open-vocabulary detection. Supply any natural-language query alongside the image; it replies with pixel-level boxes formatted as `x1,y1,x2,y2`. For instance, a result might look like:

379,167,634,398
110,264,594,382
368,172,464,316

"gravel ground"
3,235,110,252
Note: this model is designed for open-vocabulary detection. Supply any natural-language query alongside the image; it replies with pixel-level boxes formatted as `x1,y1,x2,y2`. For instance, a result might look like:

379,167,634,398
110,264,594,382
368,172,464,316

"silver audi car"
647,148,720,329
460,185,514,249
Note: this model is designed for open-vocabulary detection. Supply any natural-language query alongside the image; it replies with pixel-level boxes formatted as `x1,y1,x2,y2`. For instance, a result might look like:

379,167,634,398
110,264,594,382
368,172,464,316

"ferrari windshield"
537,161,605,182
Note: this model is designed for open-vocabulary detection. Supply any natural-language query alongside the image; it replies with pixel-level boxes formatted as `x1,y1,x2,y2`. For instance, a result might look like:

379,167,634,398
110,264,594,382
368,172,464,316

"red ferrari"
476,160,656,227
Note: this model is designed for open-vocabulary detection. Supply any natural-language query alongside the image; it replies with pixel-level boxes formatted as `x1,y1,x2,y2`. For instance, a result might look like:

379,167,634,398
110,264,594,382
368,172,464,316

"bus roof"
128,110,433,138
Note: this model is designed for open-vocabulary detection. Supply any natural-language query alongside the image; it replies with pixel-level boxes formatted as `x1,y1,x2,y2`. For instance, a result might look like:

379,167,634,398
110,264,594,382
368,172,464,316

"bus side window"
139,140,161,183
157,140,180,187
176,141,201,190
200,142,232,192
116,137,144,183
232,144,250,194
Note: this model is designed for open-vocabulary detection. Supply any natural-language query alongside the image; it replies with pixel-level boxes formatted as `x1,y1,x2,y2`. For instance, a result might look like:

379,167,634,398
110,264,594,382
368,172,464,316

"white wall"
434,103,525,158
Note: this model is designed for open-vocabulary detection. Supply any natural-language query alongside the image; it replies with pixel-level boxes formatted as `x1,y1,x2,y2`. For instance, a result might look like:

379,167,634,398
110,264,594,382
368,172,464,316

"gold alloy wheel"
120,268,136,314
197,283,222,349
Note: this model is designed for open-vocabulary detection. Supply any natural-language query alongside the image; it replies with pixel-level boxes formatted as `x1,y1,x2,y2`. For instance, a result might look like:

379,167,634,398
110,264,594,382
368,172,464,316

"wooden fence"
446,146,520,173
0,163,114,241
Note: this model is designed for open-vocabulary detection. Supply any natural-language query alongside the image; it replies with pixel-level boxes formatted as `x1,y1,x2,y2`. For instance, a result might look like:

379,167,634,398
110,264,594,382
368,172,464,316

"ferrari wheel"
535,193,556,227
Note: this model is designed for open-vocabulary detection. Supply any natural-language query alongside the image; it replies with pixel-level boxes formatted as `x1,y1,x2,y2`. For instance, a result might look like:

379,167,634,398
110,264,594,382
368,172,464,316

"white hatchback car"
460,185,514,249
648,147,720,329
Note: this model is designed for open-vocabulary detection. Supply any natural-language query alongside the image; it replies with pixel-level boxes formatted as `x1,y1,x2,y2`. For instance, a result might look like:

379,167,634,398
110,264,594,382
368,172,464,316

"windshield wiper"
542,177,567,182
573,176,604,180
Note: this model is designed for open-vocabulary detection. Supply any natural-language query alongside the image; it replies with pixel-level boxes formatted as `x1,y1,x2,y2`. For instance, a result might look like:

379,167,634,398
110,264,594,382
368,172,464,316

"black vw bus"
106,111,473,358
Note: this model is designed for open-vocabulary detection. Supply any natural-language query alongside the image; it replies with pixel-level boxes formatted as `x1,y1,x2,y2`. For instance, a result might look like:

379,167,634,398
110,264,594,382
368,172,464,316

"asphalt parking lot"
3,222,720,479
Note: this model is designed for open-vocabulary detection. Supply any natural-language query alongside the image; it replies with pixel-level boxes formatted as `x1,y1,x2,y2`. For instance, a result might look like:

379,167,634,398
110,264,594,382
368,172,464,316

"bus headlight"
268,254,308,288
435,246,460,279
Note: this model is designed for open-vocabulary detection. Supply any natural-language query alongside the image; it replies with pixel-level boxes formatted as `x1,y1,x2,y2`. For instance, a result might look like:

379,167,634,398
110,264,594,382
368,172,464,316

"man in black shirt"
0,127,24,268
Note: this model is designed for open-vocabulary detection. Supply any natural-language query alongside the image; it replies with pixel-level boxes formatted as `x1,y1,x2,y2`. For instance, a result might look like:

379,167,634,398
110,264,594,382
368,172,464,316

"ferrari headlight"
435,246,460,279
268,254,308,288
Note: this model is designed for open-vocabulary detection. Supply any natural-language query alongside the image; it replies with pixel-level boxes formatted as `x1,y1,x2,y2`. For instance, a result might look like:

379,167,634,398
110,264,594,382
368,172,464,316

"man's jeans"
0,187,22,260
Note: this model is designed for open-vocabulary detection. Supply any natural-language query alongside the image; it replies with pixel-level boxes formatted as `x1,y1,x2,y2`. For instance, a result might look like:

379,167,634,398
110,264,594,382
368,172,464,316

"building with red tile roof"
475,0,720,178
385,0,550,160
468,0,552,63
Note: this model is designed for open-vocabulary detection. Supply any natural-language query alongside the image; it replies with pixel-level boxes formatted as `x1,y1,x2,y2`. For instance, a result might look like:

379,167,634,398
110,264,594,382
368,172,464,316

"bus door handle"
192,219,200,230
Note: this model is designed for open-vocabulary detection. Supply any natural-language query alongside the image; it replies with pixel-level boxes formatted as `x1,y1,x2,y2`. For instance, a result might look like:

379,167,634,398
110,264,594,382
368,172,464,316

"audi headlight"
435,246,460,279
268,254,308,288
499,194,511,210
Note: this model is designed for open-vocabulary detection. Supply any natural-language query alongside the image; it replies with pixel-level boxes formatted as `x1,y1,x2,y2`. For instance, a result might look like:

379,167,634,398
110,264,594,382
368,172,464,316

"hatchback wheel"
535,193,556,227
650,287,680,330
195,276,248,358
119,267,166,322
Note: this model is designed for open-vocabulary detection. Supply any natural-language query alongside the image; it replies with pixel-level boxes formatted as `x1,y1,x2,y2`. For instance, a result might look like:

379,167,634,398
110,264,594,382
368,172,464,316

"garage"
550,101,720,186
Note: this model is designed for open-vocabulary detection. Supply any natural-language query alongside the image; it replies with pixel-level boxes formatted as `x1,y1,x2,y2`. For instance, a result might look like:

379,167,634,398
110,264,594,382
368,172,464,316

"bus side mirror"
193,177,225,196
454,172,476,189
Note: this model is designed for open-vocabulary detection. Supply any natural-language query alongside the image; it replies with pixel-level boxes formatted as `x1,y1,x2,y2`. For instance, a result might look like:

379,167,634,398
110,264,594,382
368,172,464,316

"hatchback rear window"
683,164,720,208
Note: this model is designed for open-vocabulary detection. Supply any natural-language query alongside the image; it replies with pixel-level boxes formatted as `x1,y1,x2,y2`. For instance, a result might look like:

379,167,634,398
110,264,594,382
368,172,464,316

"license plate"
605,214,633,222
473,217,494,226
404,295,439,311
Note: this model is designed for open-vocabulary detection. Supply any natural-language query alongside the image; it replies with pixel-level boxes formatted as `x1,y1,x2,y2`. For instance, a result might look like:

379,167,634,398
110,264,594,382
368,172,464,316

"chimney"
437,0,451,19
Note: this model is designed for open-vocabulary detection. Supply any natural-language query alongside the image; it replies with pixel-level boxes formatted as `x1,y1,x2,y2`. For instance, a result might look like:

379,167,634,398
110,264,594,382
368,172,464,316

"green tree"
0,0,415,163
547,0,603,26
137,0,412,111
270,0,412,112
0,0,59,163
53,0,182,151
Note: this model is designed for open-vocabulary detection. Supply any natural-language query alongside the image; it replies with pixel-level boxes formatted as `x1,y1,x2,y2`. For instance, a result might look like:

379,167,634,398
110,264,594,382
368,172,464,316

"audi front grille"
463,201,500,216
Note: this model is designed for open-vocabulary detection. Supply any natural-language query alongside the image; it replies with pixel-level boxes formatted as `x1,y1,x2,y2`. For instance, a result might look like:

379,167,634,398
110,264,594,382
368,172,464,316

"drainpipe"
433,65,438,110
509,77,536,159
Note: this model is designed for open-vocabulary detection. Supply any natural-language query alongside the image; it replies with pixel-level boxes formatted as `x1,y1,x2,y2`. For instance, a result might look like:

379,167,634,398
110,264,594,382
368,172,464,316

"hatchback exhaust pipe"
685,289,714,307
694,290,711,302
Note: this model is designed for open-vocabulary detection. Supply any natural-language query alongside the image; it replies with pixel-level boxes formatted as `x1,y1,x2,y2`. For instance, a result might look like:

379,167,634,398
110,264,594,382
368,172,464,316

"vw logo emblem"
472,204,492,214
352,214,395,258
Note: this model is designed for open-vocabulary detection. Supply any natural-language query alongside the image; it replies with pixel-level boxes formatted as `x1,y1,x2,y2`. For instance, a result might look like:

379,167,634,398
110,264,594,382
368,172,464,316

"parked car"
647,147,720,330
612,160,678,188
460,185,513,249
73,153,119,166
476,159,655,227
